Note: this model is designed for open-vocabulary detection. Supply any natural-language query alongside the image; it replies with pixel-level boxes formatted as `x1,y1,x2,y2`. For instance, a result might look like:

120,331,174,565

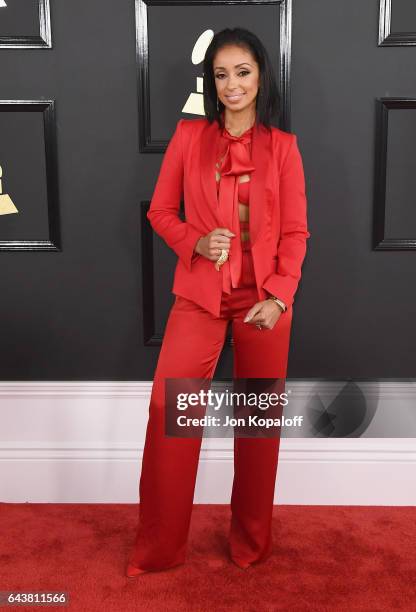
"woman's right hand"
195,228,236,262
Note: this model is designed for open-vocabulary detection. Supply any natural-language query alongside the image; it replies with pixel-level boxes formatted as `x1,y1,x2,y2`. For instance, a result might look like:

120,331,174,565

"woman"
127,27,310,576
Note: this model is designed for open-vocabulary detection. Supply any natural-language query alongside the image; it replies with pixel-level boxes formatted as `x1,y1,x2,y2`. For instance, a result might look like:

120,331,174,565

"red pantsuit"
128,114,309,572
129,276,292,571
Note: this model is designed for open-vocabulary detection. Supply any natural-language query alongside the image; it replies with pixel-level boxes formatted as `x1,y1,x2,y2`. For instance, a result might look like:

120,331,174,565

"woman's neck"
222,109,256,137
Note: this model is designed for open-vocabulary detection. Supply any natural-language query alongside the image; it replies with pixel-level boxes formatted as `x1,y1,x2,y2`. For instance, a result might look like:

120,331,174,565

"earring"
216,96,219,111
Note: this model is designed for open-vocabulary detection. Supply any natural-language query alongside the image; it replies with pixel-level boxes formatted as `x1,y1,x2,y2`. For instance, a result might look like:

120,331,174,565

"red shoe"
126,563,147,578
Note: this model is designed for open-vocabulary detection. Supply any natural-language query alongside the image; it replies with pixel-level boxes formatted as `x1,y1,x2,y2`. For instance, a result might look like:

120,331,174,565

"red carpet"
0,503,415,611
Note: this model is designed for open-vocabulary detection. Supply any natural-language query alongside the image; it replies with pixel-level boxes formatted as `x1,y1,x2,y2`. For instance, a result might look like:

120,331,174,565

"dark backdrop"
0,0,415,380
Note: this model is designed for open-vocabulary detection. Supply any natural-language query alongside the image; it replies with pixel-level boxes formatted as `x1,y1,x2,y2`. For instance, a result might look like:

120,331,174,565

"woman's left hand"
243,300,283,330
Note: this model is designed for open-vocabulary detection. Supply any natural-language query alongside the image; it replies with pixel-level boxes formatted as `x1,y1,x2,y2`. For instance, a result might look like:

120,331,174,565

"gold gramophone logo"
182,29,214,116
0,165,18,215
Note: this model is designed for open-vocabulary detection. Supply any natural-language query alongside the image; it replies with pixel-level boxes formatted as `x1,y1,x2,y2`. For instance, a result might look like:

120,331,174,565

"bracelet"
266,295,287,312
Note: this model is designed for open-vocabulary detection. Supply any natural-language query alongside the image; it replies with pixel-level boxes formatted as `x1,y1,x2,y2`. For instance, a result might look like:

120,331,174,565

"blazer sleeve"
261,134,311,308
146,119,203,272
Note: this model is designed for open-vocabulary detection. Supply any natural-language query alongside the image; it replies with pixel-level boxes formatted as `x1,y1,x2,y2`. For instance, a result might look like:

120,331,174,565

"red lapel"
198,118,272,246
250,121,273,246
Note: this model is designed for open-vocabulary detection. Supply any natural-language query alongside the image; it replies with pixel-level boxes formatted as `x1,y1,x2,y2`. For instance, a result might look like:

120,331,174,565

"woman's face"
213,45,259,115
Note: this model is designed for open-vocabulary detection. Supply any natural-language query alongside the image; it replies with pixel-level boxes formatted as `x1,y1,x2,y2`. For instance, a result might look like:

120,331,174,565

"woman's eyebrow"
214,63,252,70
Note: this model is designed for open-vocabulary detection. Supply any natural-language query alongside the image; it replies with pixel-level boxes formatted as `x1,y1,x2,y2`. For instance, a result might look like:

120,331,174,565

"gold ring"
256,324,262,330
215,249,228,271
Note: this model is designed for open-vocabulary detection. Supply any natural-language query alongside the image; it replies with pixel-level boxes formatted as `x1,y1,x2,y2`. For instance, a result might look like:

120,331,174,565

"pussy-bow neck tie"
217,125,256,294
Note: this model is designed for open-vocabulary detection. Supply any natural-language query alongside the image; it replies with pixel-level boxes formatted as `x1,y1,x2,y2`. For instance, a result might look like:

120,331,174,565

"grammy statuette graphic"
182,29,214,116
0,165,18,216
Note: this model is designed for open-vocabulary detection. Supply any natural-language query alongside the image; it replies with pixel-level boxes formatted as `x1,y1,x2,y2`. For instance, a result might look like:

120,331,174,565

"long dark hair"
203,27,281,129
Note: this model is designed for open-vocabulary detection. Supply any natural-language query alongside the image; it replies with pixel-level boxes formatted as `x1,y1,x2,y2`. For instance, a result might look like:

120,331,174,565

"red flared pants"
129,257,292,571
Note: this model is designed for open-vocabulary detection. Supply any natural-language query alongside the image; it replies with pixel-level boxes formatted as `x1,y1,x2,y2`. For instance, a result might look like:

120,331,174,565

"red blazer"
147,117,310,318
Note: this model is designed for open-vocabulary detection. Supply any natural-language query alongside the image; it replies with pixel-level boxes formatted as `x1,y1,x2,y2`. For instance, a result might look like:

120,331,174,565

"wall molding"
378,0,416,46
0,0,51,49
136,0,291,152
1,381,415,505
373,97,416,250
0,100,61,251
